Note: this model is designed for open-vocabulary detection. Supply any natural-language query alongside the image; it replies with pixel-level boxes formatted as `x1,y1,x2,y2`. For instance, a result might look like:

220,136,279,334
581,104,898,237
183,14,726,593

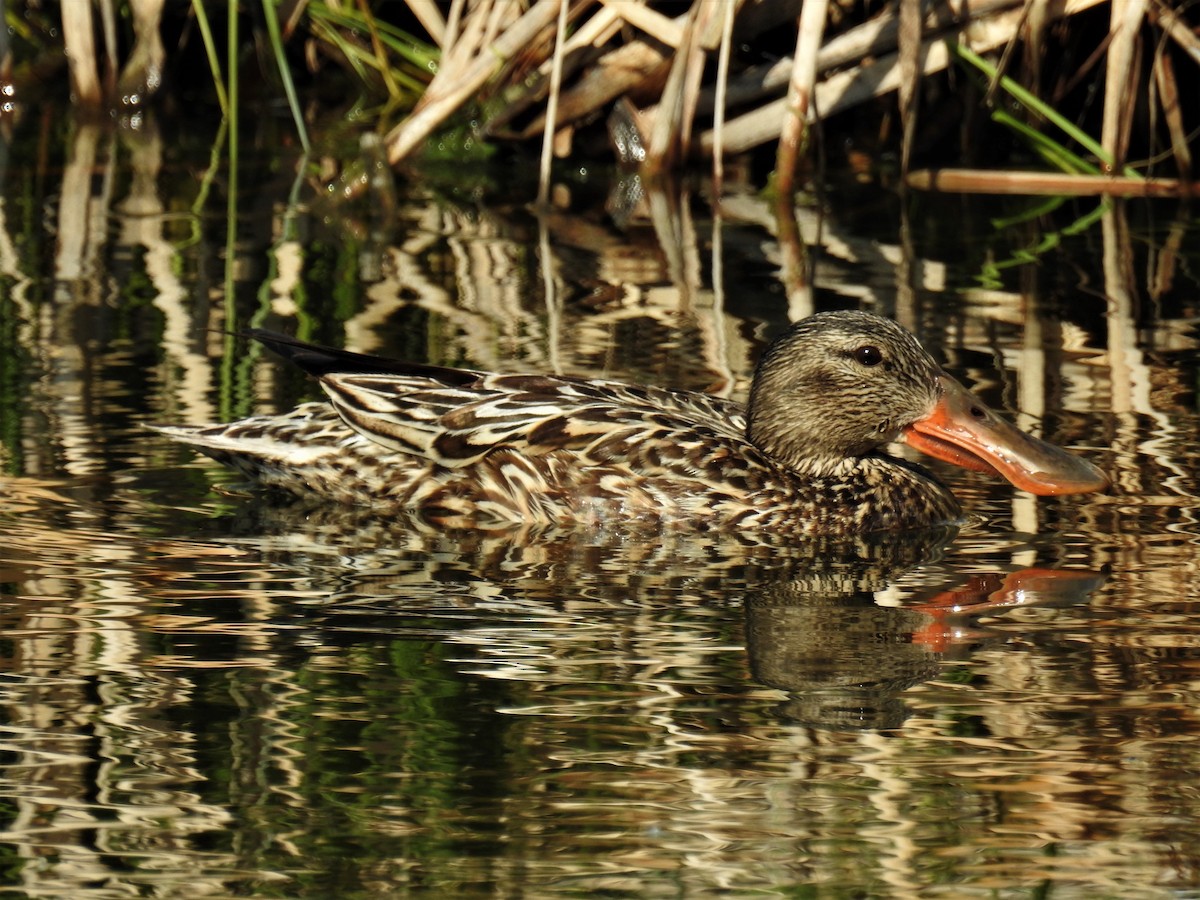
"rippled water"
0,112,1198,897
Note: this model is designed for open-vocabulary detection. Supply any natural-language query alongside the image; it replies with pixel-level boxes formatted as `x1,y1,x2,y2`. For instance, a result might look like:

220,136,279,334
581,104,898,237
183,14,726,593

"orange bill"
899,375,1109,496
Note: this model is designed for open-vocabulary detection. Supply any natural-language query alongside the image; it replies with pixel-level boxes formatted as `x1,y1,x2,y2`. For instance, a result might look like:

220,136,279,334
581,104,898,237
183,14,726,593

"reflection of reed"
0,492,247,891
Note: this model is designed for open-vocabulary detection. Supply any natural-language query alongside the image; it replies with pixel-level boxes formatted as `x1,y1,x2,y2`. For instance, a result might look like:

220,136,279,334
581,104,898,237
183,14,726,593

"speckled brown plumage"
154,311,1108,536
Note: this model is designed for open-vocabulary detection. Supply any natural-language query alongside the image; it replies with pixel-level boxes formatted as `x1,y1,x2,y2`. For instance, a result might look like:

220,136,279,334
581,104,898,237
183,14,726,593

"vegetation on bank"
5,1,1198,193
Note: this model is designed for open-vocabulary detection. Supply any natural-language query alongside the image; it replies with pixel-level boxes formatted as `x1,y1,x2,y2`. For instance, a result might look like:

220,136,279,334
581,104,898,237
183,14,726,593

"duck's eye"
853,345,883,367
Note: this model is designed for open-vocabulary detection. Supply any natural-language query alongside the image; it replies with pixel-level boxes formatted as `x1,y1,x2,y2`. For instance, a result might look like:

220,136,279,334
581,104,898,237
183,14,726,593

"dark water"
0,109,1199,897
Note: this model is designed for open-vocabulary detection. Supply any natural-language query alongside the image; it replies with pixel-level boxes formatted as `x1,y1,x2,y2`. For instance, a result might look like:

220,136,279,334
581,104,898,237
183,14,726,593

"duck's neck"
753,452,963,535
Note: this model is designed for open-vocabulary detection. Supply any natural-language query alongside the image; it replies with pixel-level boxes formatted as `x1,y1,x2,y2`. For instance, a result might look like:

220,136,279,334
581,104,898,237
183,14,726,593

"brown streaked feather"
319,371,749,470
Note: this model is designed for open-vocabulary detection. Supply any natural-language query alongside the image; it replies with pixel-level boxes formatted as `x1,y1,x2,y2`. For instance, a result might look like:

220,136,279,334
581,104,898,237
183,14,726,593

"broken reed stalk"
702,0,1107,157
1152,49,1191,176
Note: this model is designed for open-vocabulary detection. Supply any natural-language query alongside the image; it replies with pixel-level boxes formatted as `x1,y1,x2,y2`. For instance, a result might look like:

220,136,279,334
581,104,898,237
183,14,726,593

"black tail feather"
243,328,482,386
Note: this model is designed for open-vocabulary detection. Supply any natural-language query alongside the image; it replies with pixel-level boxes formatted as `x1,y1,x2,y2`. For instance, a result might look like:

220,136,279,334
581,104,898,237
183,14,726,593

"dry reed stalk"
1101,0,1148,172
898,0,923,173
564,3,623,52
906,167,1200,195
480,0,516,56
484,2,613,138
404,0,447,47
597,0,684,48
1147,1,1200,63
643,1,707,176
1152,49,1191,176
1023,0,1051,85
775,0,828,197
509,26,669,140
444,0,467,49
981,0,1027,106
712,0,738,195
702,0,1106,156
440,0,492,77
538,0,570,206
676,3,719,164
385,0,563,164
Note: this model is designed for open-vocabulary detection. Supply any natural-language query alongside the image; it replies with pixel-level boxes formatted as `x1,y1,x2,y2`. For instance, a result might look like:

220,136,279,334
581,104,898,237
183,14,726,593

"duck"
153,310,1108,535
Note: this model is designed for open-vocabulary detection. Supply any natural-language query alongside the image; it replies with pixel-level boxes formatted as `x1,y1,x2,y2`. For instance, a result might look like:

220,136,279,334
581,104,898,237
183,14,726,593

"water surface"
0,110,1198,897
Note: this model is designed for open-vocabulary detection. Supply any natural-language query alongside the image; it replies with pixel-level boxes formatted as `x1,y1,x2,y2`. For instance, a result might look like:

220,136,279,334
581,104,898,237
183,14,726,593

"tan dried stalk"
385,0,563,164
906,168,1200,196
704,0,1107,157
1102,0,1149,172
712,0,737,195
775,0,828,197
538,0,570,205
1152,47,1191,176
643,1,705,176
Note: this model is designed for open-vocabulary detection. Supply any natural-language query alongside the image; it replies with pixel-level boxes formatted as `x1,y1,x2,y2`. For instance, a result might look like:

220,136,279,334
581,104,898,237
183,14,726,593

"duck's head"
746,310,1108,495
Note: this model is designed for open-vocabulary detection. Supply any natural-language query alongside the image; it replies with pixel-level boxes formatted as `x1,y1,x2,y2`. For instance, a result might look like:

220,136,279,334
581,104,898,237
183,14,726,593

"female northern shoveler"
154,311,1108,535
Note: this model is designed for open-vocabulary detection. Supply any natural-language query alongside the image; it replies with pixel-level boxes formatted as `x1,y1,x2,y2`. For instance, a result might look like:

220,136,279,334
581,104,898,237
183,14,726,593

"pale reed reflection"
0,503,245,892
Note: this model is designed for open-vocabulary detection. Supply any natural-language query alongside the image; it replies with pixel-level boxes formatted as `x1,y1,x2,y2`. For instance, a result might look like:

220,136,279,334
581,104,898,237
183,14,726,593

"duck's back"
158,370,801,526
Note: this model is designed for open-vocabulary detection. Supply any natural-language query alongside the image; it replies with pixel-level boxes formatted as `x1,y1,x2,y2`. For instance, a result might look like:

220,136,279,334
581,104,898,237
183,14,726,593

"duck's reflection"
183,497,1107,734
746,566,1106,730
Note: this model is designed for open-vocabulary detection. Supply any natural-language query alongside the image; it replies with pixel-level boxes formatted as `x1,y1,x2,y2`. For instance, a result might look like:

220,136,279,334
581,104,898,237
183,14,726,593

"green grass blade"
990,110,1100,175
261,0,311,153
950,41,1141,179
191,0,228,114
306,4,439,70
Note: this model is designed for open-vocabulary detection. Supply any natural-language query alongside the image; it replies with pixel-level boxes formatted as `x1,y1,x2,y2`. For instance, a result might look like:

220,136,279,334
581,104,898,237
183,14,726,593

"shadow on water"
0,104,1197,895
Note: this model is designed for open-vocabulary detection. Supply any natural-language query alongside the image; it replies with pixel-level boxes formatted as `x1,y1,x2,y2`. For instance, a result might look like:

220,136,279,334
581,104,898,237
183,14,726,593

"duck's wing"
319,370,751,469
